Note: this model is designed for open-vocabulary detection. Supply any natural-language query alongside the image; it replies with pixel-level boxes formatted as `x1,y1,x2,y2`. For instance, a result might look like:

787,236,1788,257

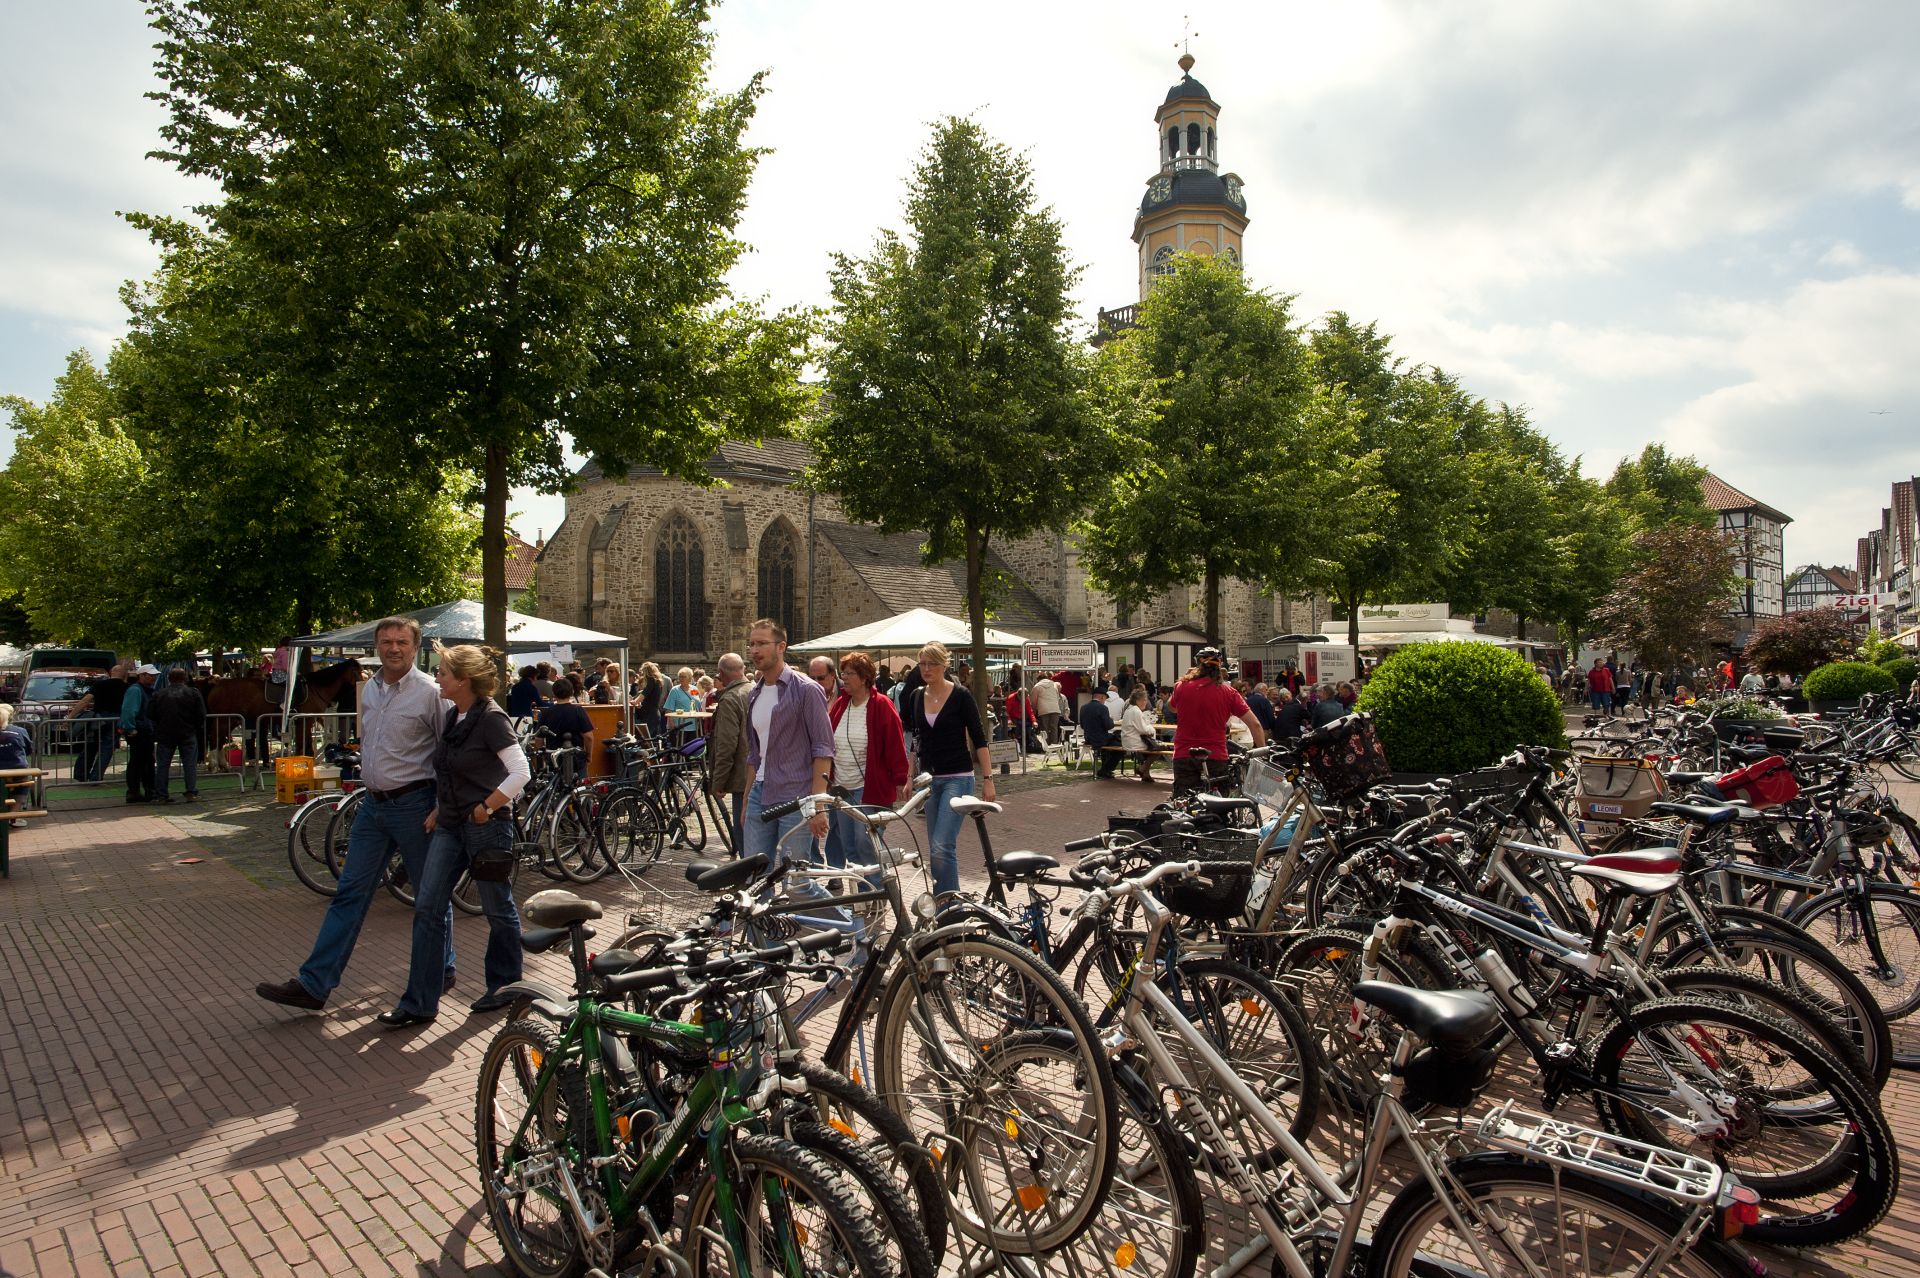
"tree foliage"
810,117,1109,704
1605,443,1714,534
1802,660,1897,704
1590,522,1737,671
1743,609,1859,678
142,0,812,655
1078,255,1347,640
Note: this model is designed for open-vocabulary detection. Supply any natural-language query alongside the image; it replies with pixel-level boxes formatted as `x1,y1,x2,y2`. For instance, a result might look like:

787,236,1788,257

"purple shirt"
746,665,834,803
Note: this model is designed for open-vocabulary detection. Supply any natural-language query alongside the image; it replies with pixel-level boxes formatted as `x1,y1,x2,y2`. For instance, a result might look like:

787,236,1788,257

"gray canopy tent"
291,600,631,732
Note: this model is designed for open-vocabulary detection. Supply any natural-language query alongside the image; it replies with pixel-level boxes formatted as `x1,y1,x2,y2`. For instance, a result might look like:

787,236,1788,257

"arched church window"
1186,122,1200,155
757,522,799,641
653,513,705,652
590,549,608,604
1150,245,1176,278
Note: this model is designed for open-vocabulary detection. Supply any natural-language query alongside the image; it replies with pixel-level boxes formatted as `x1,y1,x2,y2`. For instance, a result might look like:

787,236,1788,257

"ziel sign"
1831,594,1884,610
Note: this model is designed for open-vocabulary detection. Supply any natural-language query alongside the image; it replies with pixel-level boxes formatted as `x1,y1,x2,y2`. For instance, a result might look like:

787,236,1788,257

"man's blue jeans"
398,818,521,1018
926,774,976,897
81,715,116,782
298,788,450,1001
154,738,199,799
742,778,811,862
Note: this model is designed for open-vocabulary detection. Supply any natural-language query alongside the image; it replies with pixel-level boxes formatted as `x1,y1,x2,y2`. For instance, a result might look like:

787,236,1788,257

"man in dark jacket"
1309,684,1347,728
149,667,206,803
1080,686,1118,778
1272,688,1310,739
1240,680,1276,734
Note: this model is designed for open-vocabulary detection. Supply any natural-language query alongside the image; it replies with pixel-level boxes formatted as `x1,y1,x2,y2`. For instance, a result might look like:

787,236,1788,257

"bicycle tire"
1366,1153,1749,1278
321,787,365,878
681,1132,893,1278
595,789,667,871
549,790,605,884
667,773,708,853
1653,963,1874,1098
871,934,1118,1255
1070,1064,1203,1278
1787,882,1920,1023
783,1120,936,1278
474,1017,590,1278
1589,994,1898,1247
286,793,345,896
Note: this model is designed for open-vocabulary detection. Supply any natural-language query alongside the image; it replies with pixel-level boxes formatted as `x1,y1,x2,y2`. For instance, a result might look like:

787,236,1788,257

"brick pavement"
0,768,1914,1277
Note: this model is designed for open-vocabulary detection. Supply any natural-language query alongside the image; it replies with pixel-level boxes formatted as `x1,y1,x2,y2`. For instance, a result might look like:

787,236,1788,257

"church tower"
1132,52,1248,299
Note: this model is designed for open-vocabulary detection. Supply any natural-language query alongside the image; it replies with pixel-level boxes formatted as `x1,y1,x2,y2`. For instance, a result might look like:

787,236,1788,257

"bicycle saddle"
1647,800,1739,826
1583,849,1681,875
520,924,590,954
524,889,604,928
949,796,1003,816
1569,862,1680,897
1351,982,1501,1052
993,851,1059,880
1193,794,1257,817
691,854,769,893
1663,771,1710,788
589,949,648,977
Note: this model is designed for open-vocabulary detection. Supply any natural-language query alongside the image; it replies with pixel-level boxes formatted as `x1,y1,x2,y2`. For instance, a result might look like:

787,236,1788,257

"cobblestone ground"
1,756,1915,1277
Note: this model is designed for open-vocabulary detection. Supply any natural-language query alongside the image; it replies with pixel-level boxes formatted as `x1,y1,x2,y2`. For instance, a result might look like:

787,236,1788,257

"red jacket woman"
826,653,911,807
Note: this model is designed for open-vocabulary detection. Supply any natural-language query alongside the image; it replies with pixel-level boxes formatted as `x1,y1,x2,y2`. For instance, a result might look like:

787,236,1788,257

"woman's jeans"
824,785,868,869
300,787,445,1000
399,817,522,1017
926,774,975,897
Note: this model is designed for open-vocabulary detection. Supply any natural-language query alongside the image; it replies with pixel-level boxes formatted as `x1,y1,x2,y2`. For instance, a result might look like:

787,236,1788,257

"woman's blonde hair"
675,666,693,683
917,642,950,669
640,661,663,684
435,642,504,699
0,703,13,728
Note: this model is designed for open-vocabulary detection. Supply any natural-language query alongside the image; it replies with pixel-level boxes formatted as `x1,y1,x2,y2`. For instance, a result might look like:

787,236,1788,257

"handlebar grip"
760,796,805,823
1062,835,1105,852
603,965,687,996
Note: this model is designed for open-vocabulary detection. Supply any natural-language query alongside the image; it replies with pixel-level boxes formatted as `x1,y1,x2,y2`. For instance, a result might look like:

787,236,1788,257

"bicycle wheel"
287,794,345,896
451,869,486,916
474,1017,589,1278
596,789,667,872
548,791,605,884
1652,964,1874,1100
1367,1154,1749,1278
1590,994,1898,1247
666,773,708,852
782,1120,936,1278
1066,1066,1202,1278
321,788,365,878
872,933,1118,1255
681,1132,893,1278
1788,883,1920,1024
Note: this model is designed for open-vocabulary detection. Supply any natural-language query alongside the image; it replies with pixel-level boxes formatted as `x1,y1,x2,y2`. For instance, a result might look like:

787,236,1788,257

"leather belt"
363,778,433,802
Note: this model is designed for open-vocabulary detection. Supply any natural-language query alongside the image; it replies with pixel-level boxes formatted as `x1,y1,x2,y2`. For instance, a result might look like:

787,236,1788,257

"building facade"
1856,477,1918,640
1702,472,1791,644
1784,564,1859,613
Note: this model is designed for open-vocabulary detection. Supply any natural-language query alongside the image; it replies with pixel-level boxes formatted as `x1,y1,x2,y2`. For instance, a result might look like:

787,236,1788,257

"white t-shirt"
1032,678,1061,715
750,680,779,757
832,702,869,789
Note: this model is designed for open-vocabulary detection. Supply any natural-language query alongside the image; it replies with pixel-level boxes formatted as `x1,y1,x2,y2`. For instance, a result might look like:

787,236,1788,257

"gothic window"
589,549,608,604
757,522,799,641
653,513,705,652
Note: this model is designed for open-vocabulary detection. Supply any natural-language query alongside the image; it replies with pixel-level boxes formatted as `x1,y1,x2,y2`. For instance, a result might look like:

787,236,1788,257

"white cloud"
1820,241,1865,269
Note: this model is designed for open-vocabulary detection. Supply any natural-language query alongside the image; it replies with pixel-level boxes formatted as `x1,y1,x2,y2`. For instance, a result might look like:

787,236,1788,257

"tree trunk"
964,524,992,712
1517,614,1529,641
1343,580,1361,649
483,441,509,697
1203,562,1221,645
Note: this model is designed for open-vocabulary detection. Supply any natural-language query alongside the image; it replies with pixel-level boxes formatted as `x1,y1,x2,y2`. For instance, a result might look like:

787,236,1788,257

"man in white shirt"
256,617,453,1012
1032,674,1063,744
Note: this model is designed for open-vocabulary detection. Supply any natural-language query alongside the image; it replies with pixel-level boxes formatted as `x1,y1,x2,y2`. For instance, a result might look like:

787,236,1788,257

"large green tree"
144,0,811,655
811,117,1109,704
1606,443,1714,534
1300,315,1473,647
1442,401,1566,636
1078,254,1333,640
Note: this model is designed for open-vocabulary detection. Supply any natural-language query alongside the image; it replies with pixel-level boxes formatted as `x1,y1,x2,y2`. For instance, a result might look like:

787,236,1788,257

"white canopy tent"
291,599,631,731
1320,629,1528,650
786,607,1029,655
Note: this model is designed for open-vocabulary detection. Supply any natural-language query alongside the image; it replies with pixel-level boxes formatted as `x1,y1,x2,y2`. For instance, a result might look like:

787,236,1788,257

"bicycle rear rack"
1469,1098,1723,1204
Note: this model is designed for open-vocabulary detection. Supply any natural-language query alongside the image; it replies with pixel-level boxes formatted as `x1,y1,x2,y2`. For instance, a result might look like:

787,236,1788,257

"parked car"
15,648,117,727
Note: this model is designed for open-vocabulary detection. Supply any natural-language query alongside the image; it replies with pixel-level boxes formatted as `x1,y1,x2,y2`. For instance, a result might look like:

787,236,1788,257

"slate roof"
1164,74,1214,104
814,521,1062,638
1139,167,1245,217
1701,472,1792,525
576,437,816,485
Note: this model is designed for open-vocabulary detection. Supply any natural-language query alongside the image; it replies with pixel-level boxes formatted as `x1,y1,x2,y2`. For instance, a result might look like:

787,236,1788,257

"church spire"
1132,51,1248,299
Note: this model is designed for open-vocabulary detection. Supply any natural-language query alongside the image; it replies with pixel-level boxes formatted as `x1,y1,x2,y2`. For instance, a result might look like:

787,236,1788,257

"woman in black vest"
379,643,528,1028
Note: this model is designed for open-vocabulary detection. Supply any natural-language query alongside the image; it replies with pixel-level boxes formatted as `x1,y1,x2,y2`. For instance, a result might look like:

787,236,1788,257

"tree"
1077,254,1326,640
1442,403,1566,636
144,0,812,658
1742,610,1859,678
1606,443,1714,534
1536,466,1630,652
811,117,1109,704
1590,522,1737,671
1299,315,1473,647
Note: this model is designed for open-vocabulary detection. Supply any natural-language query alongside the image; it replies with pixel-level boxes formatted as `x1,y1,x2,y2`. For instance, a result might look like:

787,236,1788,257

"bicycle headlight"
912,892,938,925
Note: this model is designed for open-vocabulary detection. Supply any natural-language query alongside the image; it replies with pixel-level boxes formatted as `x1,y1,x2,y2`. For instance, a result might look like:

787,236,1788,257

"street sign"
1022,641,1100,670
1831,594,1884,610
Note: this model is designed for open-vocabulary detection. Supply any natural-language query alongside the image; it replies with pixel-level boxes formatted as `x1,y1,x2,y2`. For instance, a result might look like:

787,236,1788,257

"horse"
200,659,365,760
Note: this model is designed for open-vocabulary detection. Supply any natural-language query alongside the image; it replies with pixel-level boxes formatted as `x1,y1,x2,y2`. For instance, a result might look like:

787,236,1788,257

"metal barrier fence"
27,709,360,797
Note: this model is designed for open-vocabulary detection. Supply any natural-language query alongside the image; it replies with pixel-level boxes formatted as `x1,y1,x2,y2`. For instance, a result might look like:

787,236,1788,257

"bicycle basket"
1574,755,1667,822
1153,833,1257,922
1241,756,1295,809
1300,713,1392,802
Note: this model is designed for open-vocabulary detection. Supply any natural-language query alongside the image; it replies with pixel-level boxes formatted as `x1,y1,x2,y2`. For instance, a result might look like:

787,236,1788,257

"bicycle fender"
497,979,573,1022
906,918,1010,952
929,901,1023,945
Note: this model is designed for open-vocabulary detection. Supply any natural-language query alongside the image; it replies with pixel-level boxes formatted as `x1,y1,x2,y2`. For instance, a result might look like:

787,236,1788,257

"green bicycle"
476,889,897,1278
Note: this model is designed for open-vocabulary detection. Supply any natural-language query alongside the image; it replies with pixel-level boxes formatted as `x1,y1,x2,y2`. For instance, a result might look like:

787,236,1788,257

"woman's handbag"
466,816,516,882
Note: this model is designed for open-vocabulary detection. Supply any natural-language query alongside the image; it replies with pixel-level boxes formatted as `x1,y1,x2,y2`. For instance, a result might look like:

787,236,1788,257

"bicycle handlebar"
603,928,849,997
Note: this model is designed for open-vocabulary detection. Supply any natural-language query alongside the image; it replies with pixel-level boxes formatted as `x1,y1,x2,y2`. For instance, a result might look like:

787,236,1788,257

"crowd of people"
1557,654,1797,718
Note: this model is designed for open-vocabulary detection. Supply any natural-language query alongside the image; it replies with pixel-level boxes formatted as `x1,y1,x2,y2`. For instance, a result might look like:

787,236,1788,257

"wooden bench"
1,767,48,879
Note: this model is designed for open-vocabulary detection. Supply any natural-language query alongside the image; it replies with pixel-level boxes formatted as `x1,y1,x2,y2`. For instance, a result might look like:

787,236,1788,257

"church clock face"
1149,175,1173,203
1224,176,1244,209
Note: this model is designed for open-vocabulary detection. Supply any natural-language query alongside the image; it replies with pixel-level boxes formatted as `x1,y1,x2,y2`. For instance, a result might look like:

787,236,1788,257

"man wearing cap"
120,664,159,803
256,616,456,1014
1168,647,1264,797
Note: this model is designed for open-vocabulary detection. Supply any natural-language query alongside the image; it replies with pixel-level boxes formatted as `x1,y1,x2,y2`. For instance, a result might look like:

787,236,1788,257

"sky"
4,0,1918,577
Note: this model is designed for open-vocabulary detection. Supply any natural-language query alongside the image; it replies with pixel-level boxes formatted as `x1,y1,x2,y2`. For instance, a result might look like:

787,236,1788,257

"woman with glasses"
823,650,909,869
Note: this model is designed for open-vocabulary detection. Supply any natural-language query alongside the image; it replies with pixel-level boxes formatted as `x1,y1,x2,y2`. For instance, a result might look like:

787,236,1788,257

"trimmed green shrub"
1858,636,1906,665
1802,660,1897,703
1354,642,1568,775
1880,656,1917,695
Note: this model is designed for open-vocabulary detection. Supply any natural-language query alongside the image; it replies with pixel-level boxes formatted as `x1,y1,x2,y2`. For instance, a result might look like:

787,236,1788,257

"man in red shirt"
1168,648,1265,797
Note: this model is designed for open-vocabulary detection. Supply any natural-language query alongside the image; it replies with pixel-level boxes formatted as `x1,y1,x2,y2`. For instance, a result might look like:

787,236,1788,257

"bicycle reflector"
1717,1183,1761,1239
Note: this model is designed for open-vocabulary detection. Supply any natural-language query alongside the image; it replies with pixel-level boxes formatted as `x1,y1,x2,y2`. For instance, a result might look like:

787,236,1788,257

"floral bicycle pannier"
1300,712,1392,801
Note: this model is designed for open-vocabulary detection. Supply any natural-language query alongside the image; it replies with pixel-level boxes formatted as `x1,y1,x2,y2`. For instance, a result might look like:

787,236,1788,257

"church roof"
1164,74,1214,104
576,437,815,485
815,521,1063,638
1139,167,1245,218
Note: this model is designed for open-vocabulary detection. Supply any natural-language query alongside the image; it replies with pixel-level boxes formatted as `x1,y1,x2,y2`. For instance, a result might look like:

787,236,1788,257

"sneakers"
256,978,325,1011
